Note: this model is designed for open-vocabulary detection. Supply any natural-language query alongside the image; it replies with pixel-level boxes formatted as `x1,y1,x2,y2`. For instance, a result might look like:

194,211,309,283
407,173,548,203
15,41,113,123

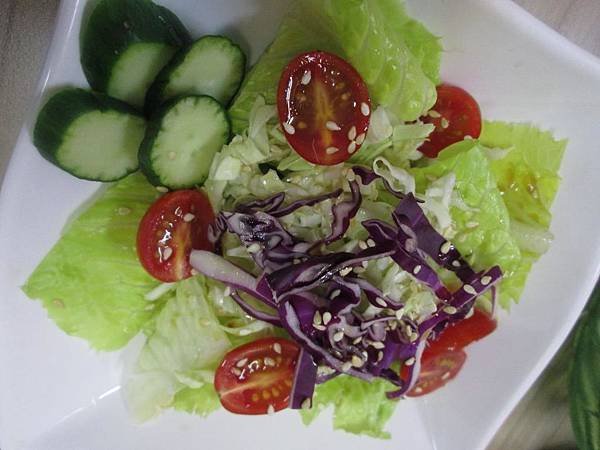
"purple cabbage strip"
290,348,317,409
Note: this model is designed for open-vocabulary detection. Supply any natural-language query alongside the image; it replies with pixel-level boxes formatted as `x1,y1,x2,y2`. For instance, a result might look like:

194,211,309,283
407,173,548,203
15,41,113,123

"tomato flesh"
214,337,300,415
403,309,496,396
277,51,371,165
137,190,214,282
419,84,482,158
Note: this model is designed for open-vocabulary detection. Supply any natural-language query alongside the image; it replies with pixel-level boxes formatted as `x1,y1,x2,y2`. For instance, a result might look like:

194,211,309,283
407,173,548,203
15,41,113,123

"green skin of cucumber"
80,0,191,99
144,35,246,115
33,88,144,181
138,95,232,188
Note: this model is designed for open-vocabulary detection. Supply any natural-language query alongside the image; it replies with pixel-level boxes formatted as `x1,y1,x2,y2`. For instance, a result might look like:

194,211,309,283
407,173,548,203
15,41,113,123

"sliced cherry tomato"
277,51,371,165
419,84,482,158
214,337,300,415
137,190,214,282
402,309,496,396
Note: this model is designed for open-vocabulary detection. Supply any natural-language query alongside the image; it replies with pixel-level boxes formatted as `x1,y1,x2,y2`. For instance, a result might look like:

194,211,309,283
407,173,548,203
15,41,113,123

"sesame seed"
347,141,357,154
339,267,353,277
466,221,479,229
428,110,441,118
481,275,492,286
283,122,295,135
352,336,363,345
326,146,340,155
464,135,473,140
273,343,282,354
236,358,248,368
390,321,398,330
326,121,341,131
441,371,451,380
452,260,461,268
162,246,173,261
351,355,364,367
441,117,450,129
342,362,352,372
360,102,370,116
443,306,458,314
156,186,168,193
190,268,199,276
366,239,376,248
415,387,423,394
313,311,322,325
231,367,242,376
314,324,327,331
267,404,275,415
463,284,477,295
183,213,195,222
168,151,177,160
347,126,357,141
353,266,365,274
405,357,416,366
301,398,312,409
395,309,404,320
264,357,276,367
409,332,419,342
223,286,231,297
375,297,387,307
322,312,332,325
440,241,452,255
355,133,366,145
333,331,345,342
293,258,301,264
331,289,341,299
358,240,368,250
301,70,312,85
117,207,131,216
361,261,369,268
247,243,261,254
371,341,385,349
377,351,384,362
465,307,475,319
413,265,422,275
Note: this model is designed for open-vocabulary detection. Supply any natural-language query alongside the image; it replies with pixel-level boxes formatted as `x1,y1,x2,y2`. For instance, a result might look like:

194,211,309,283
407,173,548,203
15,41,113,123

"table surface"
1,1,599,449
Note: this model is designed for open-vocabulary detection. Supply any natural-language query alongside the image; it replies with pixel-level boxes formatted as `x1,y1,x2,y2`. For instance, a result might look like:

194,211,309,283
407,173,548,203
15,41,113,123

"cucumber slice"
145,35,246,113
139,96,230,189
34,88,146,181
81,0,191,108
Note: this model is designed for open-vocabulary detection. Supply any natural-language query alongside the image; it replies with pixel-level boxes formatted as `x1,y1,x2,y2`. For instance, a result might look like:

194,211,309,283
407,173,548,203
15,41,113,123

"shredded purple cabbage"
192,167,502,409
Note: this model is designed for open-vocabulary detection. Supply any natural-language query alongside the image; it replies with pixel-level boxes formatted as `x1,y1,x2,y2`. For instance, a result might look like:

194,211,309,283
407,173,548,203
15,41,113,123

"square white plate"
1,1,599,449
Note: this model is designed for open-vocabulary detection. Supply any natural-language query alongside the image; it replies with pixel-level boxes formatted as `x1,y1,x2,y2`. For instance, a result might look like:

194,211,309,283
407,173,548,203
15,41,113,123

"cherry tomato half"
402,309,496,396
419,84,482,158
277,51,371,165
214,337,301,415
137,190,214,282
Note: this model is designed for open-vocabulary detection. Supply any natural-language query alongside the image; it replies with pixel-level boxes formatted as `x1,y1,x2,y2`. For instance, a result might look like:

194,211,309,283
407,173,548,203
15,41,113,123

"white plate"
1,1,599,449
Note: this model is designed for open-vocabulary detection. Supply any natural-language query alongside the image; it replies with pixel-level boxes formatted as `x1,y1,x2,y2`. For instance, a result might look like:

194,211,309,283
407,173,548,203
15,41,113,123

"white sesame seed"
326,121,341,131
360,102,370,116
441,371,451,380
313,311,322,325
409,332,419,343
463,284,477,295
371,341,385,349
339,267,353,277
358,240,368,250
223,286,231,297
322,312,332,325
267,404,275,415
415,387,423,394
413,265,422,275
351,355,364,367
342,361,352,372
236,358,248,367
465,307,475,319
443,306,458,314
190,268,199,276
247,243,261,254
395,308,404,320
452,260,461,268
183,213,195,222
314,324,327,331
301,398,312,409
333,331,345,342
428,110,441,118
441,117,450,129
377,351,384,362
347,141,357,154
355,133,366,145
301,70,312,85
273,343,282,354
440,241,452,255
264,357,276,367
162,246,173,261
168,151,177,160
293,258,301,264
156,186,168,193
331,289,341,299
366,238,376,248
375,297,387,307
283,122,295,135
347,126,357,141
405,357,416,366
481,275,492,286
353,266,365,274
116,207,131,216
466,221,479,229
345,168,356,181
231,367,242,376
326,146,340,155
352,336,363,345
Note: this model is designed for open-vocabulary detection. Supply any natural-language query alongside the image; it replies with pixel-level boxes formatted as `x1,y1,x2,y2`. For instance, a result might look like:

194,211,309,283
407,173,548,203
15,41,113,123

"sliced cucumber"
139,96,230,189
33,88,146,181
145,35,246,113
81,0,191,108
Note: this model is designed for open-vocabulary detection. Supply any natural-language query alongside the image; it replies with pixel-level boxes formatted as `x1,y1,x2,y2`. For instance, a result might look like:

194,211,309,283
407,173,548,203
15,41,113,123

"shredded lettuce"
22,174,161,350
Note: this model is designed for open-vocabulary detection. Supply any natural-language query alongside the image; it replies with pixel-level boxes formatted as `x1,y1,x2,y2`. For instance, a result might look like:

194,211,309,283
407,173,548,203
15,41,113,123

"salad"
24,0,567,439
